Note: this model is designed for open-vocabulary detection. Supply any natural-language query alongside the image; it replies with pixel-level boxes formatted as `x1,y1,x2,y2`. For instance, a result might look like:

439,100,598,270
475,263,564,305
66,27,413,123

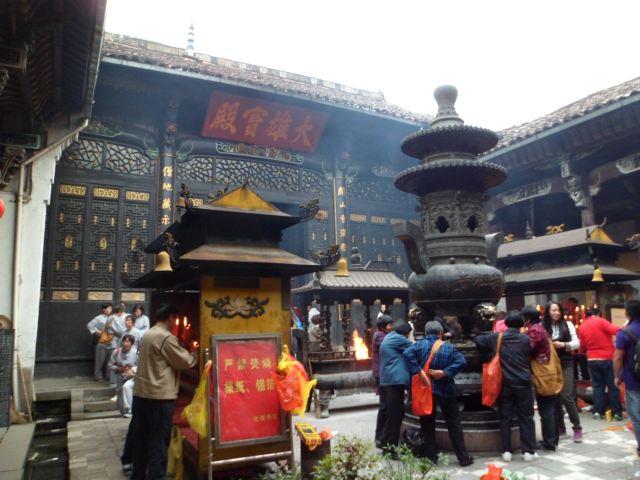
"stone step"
83,410,123,420
84,398,117,413
83,386,116,401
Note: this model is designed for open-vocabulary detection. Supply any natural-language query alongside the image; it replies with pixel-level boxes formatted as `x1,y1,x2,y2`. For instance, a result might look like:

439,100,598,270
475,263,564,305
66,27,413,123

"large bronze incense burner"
394,86,513,452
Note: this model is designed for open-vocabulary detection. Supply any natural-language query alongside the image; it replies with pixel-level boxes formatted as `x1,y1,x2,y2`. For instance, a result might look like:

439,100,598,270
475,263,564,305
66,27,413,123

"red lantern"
0,198,5,218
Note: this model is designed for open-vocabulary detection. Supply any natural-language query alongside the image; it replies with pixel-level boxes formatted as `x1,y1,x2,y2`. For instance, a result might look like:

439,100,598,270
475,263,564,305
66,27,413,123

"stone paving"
68,401,640,479
68,418,128,480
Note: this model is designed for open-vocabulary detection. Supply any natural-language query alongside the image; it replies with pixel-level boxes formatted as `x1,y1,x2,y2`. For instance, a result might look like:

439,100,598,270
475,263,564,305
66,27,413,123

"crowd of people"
371,299,640,465
84,296,640,477
88,302,197,478
86,302,149,417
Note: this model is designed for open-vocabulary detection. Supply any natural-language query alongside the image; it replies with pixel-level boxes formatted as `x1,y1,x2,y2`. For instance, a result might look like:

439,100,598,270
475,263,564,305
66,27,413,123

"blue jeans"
589,360,623,415
626,389,640,453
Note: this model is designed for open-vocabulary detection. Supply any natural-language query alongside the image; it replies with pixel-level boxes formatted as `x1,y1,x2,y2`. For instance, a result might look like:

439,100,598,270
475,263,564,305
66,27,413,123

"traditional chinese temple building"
0,0,106,413
36,33,427,375
485,77,640,311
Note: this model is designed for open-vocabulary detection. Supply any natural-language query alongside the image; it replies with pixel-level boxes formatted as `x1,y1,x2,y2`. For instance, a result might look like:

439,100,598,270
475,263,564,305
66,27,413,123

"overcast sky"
105,0,640,131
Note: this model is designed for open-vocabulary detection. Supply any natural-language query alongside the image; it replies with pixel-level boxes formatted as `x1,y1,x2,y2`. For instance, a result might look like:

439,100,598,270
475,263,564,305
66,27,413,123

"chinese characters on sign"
215,338,282,444
160,165,173,226
202,92,328,153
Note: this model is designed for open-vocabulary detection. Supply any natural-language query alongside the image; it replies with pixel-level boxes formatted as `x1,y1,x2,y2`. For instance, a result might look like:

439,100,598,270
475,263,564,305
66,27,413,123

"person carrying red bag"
475,311,536,463
403,321,473,467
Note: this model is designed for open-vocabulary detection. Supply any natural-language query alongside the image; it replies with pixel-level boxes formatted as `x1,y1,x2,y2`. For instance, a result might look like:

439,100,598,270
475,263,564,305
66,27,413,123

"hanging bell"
154,250,173,272
335,258,349,277
176,196,187,209
592,265,604,283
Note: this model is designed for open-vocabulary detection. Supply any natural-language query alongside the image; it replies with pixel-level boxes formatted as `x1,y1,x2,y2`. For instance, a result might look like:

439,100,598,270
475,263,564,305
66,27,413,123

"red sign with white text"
201,91,328,152
215,338,282,444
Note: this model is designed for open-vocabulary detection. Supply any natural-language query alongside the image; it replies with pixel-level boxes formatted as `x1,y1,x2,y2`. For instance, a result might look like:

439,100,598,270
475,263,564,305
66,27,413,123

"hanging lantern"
0,198,4,218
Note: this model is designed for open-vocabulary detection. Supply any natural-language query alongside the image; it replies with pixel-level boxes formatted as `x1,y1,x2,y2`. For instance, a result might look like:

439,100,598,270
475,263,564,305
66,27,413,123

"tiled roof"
498,226,621,258
504,264,639,286
292,269,407,293
493,76,640,151
102,33,428,123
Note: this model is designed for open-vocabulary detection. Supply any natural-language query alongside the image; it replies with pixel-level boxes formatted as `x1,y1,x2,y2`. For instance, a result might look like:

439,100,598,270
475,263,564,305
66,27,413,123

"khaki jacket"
133,323,197,400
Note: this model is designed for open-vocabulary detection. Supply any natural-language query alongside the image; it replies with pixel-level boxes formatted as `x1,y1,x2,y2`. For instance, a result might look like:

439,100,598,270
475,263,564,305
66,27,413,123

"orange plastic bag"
482,333,503,407
480,464,503,480
273,368,303,411
272,347,317,416
411,340,443,416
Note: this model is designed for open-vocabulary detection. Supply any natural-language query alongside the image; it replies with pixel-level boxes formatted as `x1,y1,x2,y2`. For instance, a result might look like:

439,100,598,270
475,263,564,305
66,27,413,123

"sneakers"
110,395,117,402
559,426,567,436
121,463,132,475
459,456,474,467
614,413,624,421
523,452,538,462
502,451,512,462
573,429,583,443
593,412,602,420
122,408,132,418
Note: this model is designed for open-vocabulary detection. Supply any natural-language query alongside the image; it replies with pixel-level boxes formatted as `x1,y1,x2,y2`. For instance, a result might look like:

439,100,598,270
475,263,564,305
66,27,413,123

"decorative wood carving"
204,296,270,319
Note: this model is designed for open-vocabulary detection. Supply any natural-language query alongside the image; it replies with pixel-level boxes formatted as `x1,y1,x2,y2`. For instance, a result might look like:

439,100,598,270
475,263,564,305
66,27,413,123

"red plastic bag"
411,340,443,416
272,369,302,411
482,333,503,407
480,464,503,480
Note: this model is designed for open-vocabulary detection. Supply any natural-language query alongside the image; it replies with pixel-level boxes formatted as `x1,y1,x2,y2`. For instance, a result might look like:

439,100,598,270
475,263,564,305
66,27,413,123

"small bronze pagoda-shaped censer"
394,86,512,451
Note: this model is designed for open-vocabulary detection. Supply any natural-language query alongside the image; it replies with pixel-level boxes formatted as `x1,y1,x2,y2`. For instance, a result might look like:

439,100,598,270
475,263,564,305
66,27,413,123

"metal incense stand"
394,85,515,452
131,185,319,477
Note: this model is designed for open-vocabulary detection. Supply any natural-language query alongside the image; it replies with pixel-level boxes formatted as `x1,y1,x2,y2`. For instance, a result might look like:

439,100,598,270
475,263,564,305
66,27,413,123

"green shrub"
312,436,382,480
258,437,451,480
382,445,451,480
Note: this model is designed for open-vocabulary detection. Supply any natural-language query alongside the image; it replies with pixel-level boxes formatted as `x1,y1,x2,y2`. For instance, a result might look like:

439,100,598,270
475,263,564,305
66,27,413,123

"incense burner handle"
393,221,429,274
485,232,504,267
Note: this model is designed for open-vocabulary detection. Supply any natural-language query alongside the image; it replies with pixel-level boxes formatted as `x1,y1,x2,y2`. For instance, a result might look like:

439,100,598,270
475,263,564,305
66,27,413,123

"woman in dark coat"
372,315,393,447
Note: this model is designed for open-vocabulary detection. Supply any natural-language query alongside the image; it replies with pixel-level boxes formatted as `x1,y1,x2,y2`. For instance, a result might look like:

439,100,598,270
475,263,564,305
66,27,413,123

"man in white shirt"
87,303,114,381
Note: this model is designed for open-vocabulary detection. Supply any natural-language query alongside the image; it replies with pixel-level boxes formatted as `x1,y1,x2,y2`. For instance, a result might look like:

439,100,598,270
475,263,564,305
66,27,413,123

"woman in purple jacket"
373,315,393,447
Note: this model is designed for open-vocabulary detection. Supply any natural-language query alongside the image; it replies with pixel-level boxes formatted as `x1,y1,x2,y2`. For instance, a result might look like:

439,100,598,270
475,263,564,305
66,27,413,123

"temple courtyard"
67,394,640,480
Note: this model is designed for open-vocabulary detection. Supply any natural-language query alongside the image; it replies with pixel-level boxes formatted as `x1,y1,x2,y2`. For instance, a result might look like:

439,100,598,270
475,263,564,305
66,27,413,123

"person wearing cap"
403,321,473,466
307,306,322,351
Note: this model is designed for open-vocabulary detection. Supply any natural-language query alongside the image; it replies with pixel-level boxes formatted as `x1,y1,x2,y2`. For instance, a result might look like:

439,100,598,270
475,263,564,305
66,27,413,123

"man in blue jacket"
404,321,473,466
379,321,413,457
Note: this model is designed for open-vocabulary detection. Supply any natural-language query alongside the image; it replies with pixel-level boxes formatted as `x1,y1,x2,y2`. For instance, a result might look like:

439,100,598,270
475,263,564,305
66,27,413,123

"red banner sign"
202,91,328,153
214,337,282,444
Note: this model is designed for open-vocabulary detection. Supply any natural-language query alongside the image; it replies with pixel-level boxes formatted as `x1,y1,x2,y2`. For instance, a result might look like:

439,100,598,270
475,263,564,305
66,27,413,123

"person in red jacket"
578,307,622,420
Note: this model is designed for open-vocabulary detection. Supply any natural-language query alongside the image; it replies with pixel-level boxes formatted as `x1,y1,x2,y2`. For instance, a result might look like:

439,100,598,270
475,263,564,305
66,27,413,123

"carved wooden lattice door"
38,137,157,365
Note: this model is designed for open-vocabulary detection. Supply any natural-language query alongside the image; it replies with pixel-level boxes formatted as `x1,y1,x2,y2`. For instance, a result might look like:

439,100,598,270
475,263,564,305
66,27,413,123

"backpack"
531,339,563,396
622,328,640,382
